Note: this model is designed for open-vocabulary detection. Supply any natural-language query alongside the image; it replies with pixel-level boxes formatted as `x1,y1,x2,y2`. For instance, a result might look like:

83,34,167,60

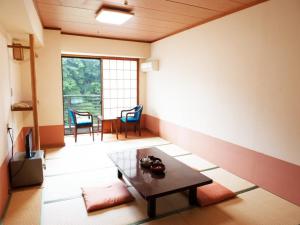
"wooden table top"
108,147,212,199
97,115,119,121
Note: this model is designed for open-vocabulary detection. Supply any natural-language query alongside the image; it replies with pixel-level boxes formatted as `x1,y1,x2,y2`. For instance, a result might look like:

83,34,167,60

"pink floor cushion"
197,181,236,207
82,181,134,212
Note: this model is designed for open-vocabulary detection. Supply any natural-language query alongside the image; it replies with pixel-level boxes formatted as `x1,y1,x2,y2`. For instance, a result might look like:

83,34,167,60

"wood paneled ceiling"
35,0,265,43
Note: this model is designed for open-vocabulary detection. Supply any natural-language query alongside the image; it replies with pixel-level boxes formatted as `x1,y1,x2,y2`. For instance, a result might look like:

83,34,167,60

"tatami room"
0,0,299,225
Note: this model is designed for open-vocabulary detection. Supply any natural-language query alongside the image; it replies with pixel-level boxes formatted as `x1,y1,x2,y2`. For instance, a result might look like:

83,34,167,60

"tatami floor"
2,130,300,225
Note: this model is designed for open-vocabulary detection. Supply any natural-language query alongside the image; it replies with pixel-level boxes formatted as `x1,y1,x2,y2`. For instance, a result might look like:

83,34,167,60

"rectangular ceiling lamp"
96,8,133,25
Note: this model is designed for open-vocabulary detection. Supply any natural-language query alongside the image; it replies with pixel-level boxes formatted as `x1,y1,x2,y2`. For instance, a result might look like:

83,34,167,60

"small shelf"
11,101,33,111
11,107,33,111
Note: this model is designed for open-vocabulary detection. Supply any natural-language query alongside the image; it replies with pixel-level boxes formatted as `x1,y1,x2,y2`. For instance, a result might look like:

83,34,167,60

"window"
62,57,101,134
102,58,138,118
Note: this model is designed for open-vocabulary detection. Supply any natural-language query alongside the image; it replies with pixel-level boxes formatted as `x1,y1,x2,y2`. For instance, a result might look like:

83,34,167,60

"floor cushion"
197,181,236,206
81,181,134,212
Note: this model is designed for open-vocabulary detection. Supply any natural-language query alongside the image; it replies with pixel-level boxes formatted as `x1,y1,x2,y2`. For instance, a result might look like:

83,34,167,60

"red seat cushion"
197,181,236,206
82,181,134,212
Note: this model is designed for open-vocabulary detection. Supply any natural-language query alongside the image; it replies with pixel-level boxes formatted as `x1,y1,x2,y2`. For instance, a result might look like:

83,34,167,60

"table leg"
189,187,197,205
117,170,122,179
147,198,156,218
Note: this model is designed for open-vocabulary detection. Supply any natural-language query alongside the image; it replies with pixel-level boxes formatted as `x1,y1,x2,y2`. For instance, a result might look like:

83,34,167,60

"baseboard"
144,114,300,206
41,143,65,149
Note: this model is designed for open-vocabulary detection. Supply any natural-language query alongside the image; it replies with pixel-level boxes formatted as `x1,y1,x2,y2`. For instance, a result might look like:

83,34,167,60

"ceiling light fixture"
96,8,133,25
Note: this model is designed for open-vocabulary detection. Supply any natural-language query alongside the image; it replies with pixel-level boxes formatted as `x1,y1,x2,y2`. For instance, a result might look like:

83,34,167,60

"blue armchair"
68,108,94,142
120,105,143,138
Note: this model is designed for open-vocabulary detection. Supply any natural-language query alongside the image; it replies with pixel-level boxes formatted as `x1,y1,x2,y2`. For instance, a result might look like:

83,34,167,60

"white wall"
139,59,147,111
61,34,150,58
24,0,43,45
0,0,43,46
21,29,62,126
146,0,300,165
0,26,23,165
36,30,62,126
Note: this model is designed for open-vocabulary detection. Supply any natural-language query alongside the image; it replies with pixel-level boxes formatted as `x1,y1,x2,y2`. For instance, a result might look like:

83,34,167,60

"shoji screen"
102,58,138,119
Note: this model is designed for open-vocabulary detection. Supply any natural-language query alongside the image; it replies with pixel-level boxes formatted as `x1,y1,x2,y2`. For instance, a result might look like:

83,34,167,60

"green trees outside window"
62,57,101,130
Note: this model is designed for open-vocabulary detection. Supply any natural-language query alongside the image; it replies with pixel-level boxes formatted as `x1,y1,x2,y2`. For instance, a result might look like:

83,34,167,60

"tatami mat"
102,137,170,154
45,137,169,160
42,186,190,225
202,168,256,193
64,133,103,146
45,153,115,176
45,145,103,160
43,167,120,203
43,167,256,214
45,143,121,160
155,144,190,157
179,188,300,225
5,134,299,225
46,146,108,161
116,137,170,147
43,192,145,225
45,137,170,176
175,154,217,171
157,168,257,213
3,188,42,225
139,214,189,225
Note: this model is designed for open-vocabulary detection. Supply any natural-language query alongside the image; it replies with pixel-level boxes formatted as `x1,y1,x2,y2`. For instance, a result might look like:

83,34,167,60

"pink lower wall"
144,114,300,206
22,125,65,149
0,127,27,218
39,125,65,148
0,155,9,219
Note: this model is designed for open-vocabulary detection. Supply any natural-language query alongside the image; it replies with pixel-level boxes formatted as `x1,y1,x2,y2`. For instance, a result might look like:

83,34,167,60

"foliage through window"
62,57,101,128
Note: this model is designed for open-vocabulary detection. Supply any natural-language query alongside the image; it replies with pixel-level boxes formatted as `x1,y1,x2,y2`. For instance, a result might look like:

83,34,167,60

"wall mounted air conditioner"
140,60,159,72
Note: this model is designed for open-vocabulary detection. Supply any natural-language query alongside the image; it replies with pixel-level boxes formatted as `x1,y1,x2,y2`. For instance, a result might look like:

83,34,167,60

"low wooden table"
108,147,213,218
97,116,118,141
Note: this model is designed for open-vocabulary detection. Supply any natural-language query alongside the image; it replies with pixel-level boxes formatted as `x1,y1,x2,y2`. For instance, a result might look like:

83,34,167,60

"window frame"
61,54,139,118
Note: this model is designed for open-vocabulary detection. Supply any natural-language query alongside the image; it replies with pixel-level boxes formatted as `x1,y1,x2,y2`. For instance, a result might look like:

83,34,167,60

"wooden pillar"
29,34,40,149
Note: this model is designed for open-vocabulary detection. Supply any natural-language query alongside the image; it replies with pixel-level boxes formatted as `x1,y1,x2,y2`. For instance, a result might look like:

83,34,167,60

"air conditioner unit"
141,60,159,72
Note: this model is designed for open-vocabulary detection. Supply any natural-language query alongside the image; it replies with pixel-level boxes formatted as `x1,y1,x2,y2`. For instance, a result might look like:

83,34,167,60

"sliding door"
61,56,139,135
62,57,101,134
102,58,138,119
